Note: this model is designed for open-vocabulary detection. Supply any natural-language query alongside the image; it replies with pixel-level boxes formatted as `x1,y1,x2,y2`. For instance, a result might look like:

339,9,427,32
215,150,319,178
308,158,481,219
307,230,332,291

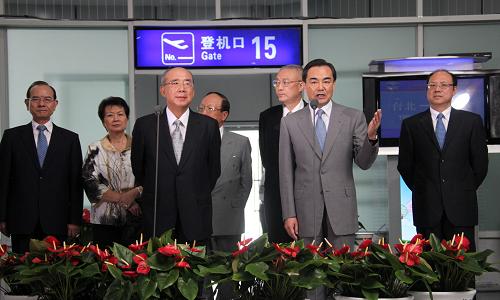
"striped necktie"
172,120,183,164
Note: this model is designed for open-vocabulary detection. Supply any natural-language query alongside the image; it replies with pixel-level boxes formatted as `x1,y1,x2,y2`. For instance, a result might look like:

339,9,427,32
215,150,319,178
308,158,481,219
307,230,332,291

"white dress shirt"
283,100,305,117
32,120,53,146
166,107,190,140
309,100,333,130
430,105,451,131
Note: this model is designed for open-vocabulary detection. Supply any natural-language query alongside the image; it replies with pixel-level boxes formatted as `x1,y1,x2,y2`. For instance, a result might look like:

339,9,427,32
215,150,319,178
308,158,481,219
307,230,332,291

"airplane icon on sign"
162,38,189,50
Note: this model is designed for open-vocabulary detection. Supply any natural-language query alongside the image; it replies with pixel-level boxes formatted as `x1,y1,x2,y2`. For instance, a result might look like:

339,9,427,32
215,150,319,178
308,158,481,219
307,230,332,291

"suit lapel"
297,107,322,159
42,124,60,169
419,110,441,152
20,123,40,170
220,131,232,173
322,102,345,162
178,111,199,169
441,108,460,154
160,111,178,168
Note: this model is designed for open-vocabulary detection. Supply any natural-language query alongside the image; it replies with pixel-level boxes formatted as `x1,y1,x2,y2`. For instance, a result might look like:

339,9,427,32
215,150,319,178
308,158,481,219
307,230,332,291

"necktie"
315,109,327,152
435,113,446,149
172,120,183,164
37,125,48,166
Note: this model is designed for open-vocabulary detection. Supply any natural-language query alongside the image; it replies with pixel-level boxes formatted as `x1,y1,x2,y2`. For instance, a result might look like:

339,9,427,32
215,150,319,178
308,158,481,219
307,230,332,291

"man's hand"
367,109,382,140
67,224,80,238
284,217,299,240
0,222,9,237
119,189,138,208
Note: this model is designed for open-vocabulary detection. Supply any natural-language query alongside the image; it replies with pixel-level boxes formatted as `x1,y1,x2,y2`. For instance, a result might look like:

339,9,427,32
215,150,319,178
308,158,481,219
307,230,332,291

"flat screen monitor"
375,75,486,146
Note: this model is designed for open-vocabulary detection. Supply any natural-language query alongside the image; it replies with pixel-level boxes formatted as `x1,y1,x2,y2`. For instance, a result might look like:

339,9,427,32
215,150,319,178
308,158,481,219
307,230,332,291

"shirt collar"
219,125,224,139
430,105,452,120
32,120,53,133
283,100,305,116
309,99,333,116
166,106,190,126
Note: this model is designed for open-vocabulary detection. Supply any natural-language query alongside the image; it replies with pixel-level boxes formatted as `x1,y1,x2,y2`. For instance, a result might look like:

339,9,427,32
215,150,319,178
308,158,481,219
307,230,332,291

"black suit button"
39,176,43,180
441,159,445,163
442,178,446,183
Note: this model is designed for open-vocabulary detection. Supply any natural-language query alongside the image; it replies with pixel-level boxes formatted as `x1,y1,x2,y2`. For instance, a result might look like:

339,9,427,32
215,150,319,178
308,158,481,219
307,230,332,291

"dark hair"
427,69,457,86
205,91,230,113
302,59,337,82
98,97,130,122
26,81,57,100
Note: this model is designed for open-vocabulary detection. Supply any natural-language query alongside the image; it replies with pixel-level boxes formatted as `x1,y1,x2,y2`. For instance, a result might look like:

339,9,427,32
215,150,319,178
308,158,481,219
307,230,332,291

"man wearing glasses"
131,67,221,246
0,81,83,253
398,69,488,250
198,91,252,300
259,64,306,244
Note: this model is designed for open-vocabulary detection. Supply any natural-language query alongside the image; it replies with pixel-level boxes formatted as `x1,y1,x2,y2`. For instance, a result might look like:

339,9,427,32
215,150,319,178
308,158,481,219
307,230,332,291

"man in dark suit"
0,81,83,254
259,64,305,243
199,91,252,300
131,67,221,244
398,69,488,250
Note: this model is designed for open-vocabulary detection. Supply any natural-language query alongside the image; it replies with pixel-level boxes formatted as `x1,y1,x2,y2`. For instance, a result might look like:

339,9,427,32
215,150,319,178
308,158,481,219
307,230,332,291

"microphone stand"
153,105,162,237
309,99,319,240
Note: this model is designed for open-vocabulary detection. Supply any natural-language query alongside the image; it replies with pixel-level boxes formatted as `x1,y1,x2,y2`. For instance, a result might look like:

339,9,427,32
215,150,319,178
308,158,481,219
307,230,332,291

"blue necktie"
435,113,446,149
37,125,48,166
315,109,327,152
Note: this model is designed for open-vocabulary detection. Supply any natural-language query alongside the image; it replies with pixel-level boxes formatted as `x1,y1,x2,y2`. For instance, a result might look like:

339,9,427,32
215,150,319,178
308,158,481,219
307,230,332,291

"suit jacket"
212,130,252,236
0,123,83,235
397,108,488,227
259,103,307,243
131,109,221,240
279,102,378,237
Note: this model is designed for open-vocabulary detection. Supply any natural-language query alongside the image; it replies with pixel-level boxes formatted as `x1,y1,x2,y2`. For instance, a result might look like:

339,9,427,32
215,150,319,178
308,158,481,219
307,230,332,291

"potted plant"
0,244,38,299
408,233,498,300
324,238,438,300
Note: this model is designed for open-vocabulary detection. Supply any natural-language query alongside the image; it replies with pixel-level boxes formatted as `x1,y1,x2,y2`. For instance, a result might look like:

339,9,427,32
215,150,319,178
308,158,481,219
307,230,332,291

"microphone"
309,99,318,110
153,105,163,237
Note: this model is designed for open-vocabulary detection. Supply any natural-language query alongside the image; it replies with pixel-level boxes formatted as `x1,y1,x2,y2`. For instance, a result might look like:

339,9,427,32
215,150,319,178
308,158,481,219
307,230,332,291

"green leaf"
197,264,231,276
245,262,269,281
178,277,198,300
103,279,133,300
80,263,101,278
112,243,135,264
395,269,413,284
159,230,174,245
136,276,158,300
148,253,175,271
361,288,378,300
232,271,254,281
107,264,123,280
157,269,179,290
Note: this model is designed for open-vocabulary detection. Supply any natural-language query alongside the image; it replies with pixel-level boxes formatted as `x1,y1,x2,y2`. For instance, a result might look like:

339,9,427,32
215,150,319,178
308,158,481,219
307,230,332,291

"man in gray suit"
199,91,252,300
279,58,381,300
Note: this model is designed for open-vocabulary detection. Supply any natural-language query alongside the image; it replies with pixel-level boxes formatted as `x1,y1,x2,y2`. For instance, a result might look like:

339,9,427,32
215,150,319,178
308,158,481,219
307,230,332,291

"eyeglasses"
27,96,55,104
198,105,222,112
164,80,194,89
272,79,301,88
427,83,454,90
307,79,333,88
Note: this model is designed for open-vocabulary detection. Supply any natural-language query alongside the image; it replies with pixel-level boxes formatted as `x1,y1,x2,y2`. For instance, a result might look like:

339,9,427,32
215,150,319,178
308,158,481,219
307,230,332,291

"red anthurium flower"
273,243,300,258
334,245,350,256
395,242,423,266
188,246,203,253
122,271,139,278
32,257,43,264
410,234,425,244
176,259,191,269
44,236,61,251
133,253,148,264
128,241,148,252
446,233,470,252
158,244,181,256
306,244,322,256
136,260,151,275
358,239,372,250
232,237,253,257
232,246,249,257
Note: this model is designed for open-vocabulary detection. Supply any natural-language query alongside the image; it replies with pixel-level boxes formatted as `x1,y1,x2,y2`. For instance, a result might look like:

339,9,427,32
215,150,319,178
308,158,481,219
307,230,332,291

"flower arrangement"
0,232,497,300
